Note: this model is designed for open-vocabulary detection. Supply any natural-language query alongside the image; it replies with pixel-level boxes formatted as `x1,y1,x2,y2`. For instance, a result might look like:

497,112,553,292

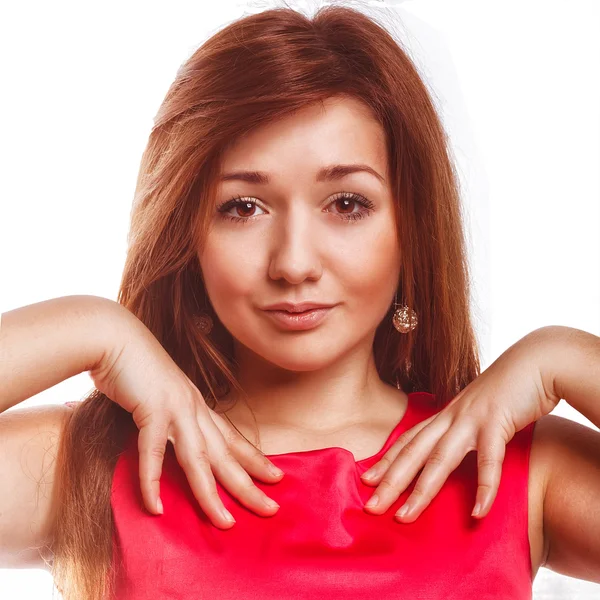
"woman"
1,4,599,600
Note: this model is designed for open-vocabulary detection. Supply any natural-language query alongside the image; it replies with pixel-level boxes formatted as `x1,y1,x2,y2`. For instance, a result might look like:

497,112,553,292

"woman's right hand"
89,306,284,529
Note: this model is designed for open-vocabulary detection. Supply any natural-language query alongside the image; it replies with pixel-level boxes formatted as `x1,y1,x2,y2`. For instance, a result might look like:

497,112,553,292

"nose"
267,204,323,284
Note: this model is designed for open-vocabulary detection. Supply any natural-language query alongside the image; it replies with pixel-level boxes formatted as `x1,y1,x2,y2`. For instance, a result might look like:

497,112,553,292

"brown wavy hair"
47,3,481,599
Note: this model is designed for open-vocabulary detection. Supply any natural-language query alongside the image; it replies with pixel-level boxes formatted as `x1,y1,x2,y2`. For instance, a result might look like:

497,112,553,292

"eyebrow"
219,163,385,184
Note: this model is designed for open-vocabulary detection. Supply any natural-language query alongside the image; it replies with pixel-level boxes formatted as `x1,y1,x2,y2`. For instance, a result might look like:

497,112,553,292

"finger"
197,408,283,517
197,405,283,516
189,404,283,520
363,415,450,514
137,417,170,516
207,443,283,516
393,426,476,521
209,408,285,482
169,418,238,529
470,428,507,518
360,413,438,485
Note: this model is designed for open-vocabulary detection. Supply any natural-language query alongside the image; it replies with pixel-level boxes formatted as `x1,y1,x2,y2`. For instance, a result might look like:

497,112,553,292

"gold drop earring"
392,290,418,333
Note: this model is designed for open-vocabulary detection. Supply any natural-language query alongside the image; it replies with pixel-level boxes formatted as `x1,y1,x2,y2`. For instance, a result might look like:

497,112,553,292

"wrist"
87,297,139,375
533,325,600,406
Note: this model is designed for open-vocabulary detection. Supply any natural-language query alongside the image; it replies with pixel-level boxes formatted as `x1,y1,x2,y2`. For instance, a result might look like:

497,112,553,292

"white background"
1,0,598,597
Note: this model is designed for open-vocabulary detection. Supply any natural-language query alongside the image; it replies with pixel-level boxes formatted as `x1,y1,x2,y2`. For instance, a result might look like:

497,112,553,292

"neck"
217,337,404,435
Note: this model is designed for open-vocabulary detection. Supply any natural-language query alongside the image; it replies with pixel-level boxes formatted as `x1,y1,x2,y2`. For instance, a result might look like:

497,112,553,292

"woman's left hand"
360,326,562,522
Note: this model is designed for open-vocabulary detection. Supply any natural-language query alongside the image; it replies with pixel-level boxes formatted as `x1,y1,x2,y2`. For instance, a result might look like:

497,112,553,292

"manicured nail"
471,503,481,517
365,494,379,508
396,503,410,518
156,497,164,514
222,508,236,523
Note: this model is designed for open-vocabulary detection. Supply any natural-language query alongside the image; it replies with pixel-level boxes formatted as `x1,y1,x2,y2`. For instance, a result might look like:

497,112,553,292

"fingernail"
269,465,284,477
361,469,377,481
264,498,280,510
396,503,410,518
222,508,236,523
365,494,379,508
156,497,164,514
471,503,481,517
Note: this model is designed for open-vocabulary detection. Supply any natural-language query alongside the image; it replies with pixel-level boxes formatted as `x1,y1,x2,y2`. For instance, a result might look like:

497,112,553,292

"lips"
262,306,335,331
263,302,336,313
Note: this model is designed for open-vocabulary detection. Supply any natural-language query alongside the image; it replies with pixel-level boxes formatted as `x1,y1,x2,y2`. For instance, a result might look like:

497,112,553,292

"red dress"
77,391,536,598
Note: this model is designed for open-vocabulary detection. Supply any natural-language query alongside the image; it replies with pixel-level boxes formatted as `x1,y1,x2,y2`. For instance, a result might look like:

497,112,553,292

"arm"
0,294,123,414
0,295,125,568
533,325,600,582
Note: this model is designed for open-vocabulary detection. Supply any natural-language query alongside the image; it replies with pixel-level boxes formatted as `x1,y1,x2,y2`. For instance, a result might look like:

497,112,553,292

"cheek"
198,237,261,316
341,221,401,302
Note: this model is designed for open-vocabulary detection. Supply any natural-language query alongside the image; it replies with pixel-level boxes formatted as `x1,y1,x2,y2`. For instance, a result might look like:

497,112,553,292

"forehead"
219,96,388,182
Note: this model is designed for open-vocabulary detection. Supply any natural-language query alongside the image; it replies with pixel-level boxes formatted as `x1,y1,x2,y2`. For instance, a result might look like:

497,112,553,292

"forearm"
0,295,124,414
539,325,600,429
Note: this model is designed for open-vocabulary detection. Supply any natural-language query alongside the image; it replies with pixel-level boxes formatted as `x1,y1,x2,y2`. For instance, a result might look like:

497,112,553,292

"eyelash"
216,192,375,224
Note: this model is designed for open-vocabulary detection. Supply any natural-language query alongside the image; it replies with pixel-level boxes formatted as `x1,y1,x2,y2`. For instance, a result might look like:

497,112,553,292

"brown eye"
217,196,266,223
326,192,375,222
334,197,358,214
234,201,257,218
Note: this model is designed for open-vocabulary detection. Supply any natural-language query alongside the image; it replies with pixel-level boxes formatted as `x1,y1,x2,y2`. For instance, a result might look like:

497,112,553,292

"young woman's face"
198,95,402,371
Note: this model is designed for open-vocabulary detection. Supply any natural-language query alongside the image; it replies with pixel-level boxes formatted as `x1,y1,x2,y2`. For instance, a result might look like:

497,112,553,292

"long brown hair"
48,3,480,598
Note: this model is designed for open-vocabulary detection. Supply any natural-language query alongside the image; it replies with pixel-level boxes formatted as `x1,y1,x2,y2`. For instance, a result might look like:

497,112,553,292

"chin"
241,336,347,372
